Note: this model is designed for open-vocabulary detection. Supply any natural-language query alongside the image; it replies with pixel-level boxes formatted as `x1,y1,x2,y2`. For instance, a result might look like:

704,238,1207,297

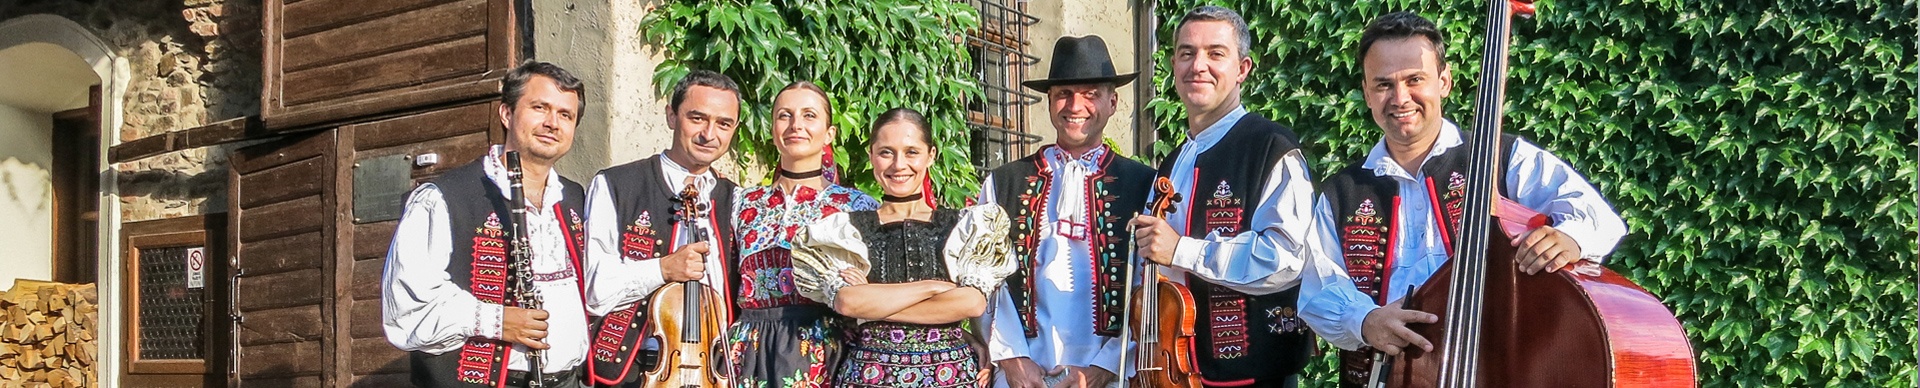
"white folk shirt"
582,154,724,351
1156,106,1315,294
381,145,588,374
977,145,1127,383
1298,120,1629,351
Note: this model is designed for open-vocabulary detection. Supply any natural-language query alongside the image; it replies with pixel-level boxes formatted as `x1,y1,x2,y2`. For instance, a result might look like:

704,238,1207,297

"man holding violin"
579,70,743,387
1295,11,1627,387
1127,5,1320,387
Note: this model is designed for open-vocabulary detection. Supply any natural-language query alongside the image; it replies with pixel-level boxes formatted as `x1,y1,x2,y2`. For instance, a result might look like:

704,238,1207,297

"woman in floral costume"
788,108,1016,388
726,81,879,388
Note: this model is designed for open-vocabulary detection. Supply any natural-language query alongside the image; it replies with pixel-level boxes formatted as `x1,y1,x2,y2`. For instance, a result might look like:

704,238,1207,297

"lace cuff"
944,205,1017,296
789,212,871,307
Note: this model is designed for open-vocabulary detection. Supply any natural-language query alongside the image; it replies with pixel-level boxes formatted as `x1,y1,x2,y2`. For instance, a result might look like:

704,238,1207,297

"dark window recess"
965,0,1043,171
138,246,205,360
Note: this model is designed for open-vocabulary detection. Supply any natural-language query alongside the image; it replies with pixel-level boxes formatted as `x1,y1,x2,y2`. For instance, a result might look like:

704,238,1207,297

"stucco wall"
535,0,738,182
0,103,56,287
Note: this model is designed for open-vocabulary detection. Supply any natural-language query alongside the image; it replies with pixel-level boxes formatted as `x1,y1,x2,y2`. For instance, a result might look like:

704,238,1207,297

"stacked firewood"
0,281,98,388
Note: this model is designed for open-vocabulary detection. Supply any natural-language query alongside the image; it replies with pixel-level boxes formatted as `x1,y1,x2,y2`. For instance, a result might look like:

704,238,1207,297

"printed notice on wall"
187,247,206,289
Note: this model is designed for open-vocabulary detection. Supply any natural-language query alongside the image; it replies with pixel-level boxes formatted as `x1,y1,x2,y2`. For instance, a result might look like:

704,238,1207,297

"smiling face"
868,120,935,198
771,88,834,168
664,85,740,172
1171,20,1251,120
499,75,579,164
1047,83,1117,154
1362,36,1453,152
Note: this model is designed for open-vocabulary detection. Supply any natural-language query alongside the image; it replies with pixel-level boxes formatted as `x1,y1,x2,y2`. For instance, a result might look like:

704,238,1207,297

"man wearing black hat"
977,35,1156,388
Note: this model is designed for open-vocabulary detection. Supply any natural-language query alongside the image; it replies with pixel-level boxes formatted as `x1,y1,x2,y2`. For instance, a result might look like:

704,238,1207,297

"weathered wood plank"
239,230,325,277
238,195,325,242
283,0,486,72
239,156,328,209
263,77,500,133
237,304,325,346
235,268,325,312
281,0,449,39
352,221,397,260
110,133,170,164
346,372,412,387
348,291,386,339
233,131,332,175
122,374,209,387
351,103,492,152
350,337,411,375
238,340,325,378
282,35,488,106
242,375,327,388
350,256,386,303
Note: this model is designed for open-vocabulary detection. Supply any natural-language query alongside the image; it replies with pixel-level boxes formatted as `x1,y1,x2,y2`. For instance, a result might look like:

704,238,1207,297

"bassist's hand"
503,307,551,350
1514,225,1583,275
995,357,1046,388
661,241,711,282
1361,299,1435,356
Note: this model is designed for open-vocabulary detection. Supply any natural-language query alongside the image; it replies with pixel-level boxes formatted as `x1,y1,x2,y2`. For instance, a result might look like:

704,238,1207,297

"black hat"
1020,35,1137,92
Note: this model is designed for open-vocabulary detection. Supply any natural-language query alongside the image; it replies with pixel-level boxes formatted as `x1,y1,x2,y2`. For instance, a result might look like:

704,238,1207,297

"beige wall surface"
536,0,750,181
0,103,55,288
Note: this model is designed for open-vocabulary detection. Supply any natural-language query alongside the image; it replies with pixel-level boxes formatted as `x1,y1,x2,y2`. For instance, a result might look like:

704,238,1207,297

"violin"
1117,177,1203,388
1363,1,1695,386
641,183,732,388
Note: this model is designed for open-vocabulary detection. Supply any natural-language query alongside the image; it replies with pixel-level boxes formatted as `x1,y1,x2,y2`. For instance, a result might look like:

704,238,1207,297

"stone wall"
0,0,261,222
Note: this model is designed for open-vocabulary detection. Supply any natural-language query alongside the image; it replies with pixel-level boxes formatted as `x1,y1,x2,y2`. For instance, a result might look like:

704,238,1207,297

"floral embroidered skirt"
727,305,846,388
832,321,978,388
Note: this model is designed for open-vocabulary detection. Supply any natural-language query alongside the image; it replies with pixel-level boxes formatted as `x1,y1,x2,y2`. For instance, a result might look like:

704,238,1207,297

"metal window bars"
964,0,1043,172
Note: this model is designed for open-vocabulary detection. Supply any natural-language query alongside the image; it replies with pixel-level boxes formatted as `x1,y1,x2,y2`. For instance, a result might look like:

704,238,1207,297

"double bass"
1117,177,1203,387
641,183,731,388
1365,1,1696,386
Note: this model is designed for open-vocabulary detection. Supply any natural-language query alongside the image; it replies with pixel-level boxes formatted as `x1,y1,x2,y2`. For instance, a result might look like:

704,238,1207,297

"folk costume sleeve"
1165,151,1315,295
975,175,1037,363
1503,139,1628,260
582,174,666,316
381,183,505,353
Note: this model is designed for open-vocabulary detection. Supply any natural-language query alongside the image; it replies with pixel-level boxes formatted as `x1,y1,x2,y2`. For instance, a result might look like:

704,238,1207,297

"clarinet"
504,151,547,388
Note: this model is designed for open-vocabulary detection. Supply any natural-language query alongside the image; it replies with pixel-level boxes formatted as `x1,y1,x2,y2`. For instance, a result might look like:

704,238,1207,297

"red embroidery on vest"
1342,198,1392,304
460,213,511,385
621,211,659,260
1198,180,1254,359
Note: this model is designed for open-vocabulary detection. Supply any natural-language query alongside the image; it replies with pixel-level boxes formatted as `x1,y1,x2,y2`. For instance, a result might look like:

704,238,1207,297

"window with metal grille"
137,246,205,360
964,0,1043,171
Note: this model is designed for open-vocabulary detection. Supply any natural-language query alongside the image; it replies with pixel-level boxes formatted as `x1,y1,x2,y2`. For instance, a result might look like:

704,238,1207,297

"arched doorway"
0,13,129,388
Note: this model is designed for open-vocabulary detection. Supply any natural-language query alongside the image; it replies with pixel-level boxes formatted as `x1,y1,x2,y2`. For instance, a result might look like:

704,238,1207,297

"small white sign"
186,247,206,289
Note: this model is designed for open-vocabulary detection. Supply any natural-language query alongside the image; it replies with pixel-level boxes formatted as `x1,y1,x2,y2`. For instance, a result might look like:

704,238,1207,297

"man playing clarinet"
381,61,593,388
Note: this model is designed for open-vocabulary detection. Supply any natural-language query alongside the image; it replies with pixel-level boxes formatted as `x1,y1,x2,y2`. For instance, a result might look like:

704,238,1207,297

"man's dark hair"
1176,5,1253,59
501,60,587,121
1358,12,1447,69
669,70,742,109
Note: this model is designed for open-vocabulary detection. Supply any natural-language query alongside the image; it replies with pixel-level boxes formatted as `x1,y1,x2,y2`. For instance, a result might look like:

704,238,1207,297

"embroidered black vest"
1323,133,1518,388
410,159,588,388
989,147,1155,338
585,155,739,386
1155,112,1312,383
